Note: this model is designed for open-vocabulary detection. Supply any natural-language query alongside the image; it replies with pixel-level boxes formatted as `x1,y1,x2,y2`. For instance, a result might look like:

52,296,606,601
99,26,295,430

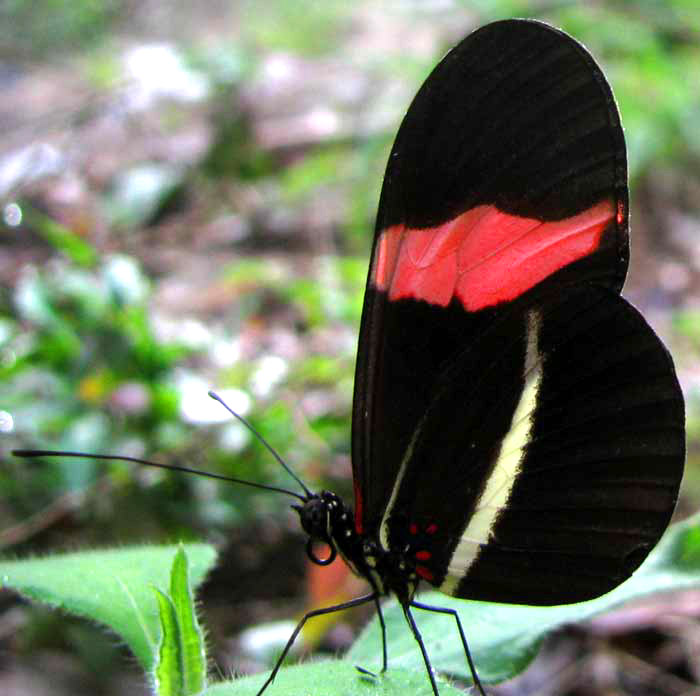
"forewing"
352,19,629,535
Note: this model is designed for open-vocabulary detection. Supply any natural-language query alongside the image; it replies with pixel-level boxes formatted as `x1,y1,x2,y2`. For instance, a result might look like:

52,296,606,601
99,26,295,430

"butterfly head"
292,491,356,567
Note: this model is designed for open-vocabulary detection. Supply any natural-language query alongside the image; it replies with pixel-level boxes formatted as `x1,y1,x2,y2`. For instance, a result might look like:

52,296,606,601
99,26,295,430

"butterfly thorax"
296,491,420,604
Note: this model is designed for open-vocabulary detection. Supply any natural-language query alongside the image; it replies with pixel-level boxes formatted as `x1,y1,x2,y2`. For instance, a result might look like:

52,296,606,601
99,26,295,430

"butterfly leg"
255,592,379,696
375,594,388,671
410,600,487,696
354,594,387,678
402,603,441,696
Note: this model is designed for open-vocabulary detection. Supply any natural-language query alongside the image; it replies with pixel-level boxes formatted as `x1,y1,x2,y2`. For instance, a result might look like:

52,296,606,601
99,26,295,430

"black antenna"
12,450,307,502
207,390,313,498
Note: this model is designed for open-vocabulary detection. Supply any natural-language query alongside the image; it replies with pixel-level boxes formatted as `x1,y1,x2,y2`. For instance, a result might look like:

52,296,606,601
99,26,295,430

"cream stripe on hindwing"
440,310,543,594
379,433,419,550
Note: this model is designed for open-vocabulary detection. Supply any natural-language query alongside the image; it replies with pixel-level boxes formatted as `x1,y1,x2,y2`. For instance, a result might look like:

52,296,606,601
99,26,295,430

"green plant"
1,514,699,695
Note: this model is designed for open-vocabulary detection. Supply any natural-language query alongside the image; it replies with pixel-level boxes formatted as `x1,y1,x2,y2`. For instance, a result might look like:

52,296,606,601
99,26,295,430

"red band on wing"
372,200,614,311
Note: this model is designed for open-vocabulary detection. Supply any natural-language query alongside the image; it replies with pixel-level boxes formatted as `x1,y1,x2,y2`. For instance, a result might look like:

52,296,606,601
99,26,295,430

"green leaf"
170,547,207,695
349,513,700,685
22,205,98,267
154,588,185,696
0,543,217,671
202,661,466,696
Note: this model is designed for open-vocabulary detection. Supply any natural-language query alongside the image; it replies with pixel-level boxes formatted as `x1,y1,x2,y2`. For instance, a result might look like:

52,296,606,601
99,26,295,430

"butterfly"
15,18,685,696
287,18,685,695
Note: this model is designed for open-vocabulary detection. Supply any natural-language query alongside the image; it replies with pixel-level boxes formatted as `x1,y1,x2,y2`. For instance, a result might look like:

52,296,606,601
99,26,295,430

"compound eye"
312,506,326,526
306,538,337,566
298,498,329,537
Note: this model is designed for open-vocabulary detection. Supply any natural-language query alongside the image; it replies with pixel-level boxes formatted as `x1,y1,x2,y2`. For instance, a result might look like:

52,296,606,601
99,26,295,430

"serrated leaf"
170,546,207,694
0,543,217,670
155,588,185,696
202,660,466,696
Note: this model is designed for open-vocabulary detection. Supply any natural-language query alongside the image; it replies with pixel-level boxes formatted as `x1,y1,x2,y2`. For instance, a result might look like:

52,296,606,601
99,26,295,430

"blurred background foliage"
1,1,700,695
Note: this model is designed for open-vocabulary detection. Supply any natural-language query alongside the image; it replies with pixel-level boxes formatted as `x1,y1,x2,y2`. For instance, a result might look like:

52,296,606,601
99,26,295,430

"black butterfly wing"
379,285,684,604
352,19,630,539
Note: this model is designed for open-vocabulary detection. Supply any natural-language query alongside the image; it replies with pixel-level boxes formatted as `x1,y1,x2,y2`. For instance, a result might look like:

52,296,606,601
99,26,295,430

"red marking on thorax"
416,565,434,581
372,199,615,311
415,550,432,561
